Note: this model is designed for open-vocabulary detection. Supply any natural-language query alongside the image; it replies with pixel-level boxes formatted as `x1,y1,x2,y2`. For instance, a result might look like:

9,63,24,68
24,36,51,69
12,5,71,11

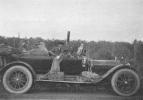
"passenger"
77,43,86,57
29,42,55,56
19,41,27,53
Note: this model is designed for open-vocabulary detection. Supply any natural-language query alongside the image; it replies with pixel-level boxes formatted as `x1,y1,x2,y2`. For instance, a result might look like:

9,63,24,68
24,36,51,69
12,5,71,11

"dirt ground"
0,81,143,100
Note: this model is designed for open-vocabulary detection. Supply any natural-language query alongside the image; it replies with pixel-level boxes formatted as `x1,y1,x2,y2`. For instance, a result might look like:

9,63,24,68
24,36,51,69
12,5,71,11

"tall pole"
66,31,70,45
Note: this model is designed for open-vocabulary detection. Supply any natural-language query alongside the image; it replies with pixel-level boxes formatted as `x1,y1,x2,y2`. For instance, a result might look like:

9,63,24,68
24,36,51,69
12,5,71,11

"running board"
36,74,103,84
37,79,91,84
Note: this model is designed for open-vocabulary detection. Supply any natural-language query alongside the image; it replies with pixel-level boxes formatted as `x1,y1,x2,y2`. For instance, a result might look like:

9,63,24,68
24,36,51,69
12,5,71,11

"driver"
41,42,66,79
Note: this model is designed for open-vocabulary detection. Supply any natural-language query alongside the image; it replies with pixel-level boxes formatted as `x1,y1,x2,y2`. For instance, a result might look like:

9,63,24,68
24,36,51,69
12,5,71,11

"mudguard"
0,61,36,80
102,63,133,79
90,63,134,83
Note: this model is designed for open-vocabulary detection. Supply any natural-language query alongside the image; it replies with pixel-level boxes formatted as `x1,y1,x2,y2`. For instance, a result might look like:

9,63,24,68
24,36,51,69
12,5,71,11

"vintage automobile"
0,38,141,97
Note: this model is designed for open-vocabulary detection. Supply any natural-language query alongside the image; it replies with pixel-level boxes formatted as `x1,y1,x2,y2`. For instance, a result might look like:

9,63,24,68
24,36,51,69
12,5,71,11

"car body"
0,45,141,96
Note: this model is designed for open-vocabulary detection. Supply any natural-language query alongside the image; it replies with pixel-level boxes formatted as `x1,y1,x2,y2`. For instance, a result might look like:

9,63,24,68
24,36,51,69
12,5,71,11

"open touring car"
0,34,141,97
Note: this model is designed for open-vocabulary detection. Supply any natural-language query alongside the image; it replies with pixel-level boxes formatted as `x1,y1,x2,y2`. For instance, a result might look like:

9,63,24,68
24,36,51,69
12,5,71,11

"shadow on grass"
28,82,115,95
28,81,143,96
0,81,142,99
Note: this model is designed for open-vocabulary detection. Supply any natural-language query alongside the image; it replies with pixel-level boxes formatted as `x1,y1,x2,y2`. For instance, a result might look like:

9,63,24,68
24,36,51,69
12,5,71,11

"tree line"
0,35,143,77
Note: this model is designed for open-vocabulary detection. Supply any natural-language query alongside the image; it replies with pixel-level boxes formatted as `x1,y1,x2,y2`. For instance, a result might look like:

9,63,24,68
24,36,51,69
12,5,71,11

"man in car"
41,42,66,80
28,42,55,56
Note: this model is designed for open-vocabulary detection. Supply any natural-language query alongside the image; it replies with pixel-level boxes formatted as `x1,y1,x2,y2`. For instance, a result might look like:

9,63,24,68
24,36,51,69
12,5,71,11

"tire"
3,65,33,94
111,69,140,96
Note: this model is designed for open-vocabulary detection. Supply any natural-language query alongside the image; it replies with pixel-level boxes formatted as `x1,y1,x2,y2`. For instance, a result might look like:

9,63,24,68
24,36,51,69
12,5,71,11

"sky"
0,0,143,42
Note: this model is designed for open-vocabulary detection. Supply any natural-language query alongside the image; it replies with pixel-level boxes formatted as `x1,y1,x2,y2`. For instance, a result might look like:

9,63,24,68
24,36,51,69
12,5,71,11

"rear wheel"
111,69,140,96
3,65,33,94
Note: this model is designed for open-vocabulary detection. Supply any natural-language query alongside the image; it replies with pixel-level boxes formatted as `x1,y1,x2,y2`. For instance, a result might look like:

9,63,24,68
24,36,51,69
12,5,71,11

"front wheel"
111,69,140,96
3,65,33,94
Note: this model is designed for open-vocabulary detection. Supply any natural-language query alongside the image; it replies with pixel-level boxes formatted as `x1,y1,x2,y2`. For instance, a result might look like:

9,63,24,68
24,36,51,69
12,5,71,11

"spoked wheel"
111,69,140,96
3,65,33,94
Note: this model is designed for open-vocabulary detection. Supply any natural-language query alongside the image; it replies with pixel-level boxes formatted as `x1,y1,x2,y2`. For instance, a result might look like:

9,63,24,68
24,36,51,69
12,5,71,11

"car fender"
0,61,36,81
102,63,134,79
